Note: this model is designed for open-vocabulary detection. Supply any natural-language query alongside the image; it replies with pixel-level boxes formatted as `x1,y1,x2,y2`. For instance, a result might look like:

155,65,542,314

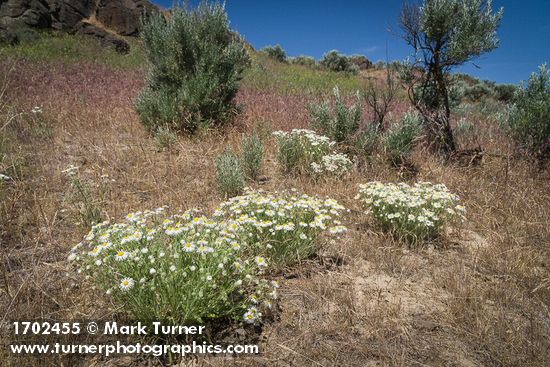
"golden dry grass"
0,58,549,367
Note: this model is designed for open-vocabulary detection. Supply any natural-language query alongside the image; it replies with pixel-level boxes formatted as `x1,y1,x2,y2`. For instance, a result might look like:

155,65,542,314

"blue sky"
153,1,550,85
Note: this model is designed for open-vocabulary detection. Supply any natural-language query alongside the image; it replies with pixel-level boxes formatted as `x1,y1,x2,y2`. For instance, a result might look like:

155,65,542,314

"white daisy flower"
114,250,129,261
119,278,135,291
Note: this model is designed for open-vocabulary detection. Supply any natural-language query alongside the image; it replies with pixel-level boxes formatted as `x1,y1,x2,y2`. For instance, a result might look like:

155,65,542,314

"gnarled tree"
398,0,503,155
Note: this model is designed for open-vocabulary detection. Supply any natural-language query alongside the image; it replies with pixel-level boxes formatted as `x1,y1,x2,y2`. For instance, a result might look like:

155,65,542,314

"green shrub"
68,208,277,325
502,64,550,160
135,2,248,134
384,109,422,165
320,50,357,74
240,133,264,180
464,82,493,102
261,44,286,63
357,181,465,244
213,190,347,267
215,150,245,197
289,55,316,68
494,84,517,103
154,126,178,150
308,86,361,143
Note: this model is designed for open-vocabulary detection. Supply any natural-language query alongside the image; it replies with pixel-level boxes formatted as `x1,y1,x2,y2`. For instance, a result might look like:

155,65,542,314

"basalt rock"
0,0,159,51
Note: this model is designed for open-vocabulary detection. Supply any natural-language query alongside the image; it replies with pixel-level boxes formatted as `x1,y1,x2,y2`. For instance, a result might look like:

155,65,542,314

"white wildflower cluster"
69,206,276,325
356,181,466,243
272,129,334,149
213,189,347,266
310,153,352,176
69,190,347,325
273,129,352,176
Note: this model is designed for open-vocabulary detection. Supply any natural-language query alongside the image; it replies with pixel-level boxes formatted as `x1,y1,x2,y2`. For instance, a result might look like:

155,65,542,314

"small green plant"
135,2,249,133
154,126,178,151
501,64,550,161
63,165,109,227
384,109,422,165
273,129,353,177
214,190,347,267
260,44,287,63
357,181,465,244
273,129,334,173
309,86,361,143
68,208,277,325
215,151,245,197
240,133,264,180
354,123,381,161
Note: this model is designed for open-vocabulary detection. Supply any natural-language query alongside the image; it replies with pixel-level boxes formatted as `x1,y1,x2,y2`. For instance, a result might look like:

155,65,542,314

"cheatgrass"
356,181,465,244
62,165,108,227
0,31,144,69
213,189,347,268
243,53,364,96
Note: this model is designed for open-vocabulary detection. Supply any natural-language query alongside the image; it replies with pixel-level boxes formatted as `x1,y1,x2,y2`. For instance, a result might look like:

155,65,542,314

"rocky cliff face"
0,0,158,52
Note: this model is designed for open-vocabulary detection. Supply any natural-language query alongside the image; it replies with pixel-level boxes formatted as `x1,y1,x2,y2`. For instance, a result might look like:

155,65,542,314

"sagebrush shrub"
309,86,361,143
215,151,244,197
502,64,550,160
213,190,347,267
240,133,264,180
68,208,277,325
289,55,316,68
135,2,248,133
384,109,422,164
261,44,286,63
320,50,357,74
357,181,465,244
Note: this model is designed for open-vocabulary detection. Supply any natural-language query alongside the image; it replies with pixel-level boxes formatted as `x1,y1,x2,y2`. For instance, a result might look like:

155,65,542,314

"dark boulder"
96,0,156,36
0,0,157,50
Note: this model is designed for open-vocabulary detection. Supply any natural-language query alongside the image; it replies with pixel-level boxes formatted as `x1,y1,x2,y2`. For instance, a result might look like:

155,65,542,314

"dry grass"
0,57,549,367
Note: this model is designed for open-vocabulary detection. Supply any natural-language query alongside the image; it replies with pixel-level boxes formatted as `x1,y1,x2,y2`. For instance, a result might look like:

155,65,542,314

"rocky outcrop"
0,0,158,51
